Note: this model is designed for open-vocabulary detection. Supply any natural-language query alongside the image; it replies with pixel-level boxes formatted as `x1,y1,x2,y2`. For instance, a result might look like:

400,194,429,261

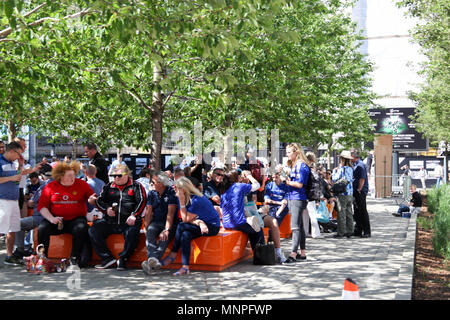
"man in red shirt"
37,161,94,267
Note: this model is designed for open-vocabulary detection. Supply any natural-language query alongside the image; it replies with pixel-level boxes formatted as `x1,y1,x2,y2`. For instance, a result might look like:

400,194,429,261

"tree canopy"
1,0,377,169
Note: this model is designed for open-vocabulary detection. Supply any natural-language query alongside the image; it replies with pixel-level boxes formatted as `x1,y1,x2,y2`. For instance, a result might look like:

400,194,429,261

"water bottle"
14,169,20,184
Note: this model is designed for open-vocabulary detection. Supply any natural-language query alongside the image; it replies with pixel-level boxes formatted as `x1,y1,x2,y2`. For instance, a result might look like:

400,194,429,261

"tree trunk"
7,119,17,142
445,141,449,184
151,61,164,171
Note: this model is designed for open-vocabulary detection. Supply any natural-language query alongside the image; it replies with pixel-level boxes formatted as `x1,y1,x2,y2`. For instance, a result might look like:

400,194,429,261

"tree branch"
0,8,93,39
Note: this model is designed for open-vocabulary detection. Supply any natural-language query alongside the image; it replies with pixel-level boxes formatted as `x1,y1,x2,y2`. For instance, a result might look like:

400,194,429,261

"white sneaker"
148,257,161,270
277,255,287,264
247,216,261,232
141,260,153,275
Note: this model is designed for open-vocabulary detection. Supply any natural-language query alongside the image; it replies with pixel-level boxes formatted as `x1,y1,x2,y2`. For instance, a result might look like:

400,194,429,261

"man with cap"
351,148,371,238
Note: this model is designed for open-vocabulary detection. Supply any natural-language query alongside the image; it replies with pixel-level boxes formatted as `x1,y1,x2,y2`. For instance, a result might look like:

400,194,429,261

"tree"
399,0,450,181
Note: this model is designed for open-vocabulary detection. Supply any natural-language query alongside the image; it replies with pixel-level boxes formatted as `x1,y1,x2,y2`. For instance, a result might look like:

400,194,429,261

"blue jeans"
288,199,307,251
171,222,220,266
145,221,176,260
436,177,442,188
232,222,265,251
397,203,410,214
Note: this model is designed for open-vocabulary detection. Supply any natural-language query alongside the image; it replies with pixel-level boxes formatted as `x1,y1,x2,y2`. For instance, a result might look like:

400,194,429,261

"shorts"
0,199,21,233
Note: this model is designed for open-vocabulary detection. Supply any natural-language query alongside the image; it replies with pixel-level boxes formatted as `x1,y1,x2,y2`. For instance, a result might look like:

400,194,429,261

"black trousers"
88,219,142,263
38,216,90,263
353,191,371,236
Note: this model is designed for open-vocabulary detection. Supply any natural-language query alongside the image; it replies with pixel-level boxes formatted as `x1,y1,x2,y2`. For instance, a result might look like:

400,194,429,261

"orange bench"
263,213,292,239
34,227,252,271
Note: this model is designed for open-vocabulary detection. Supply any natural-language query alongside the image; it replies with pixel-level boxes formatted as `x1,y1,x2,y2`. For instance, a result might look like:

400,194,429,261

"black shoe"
12,248,26,259
283,256,297,264
4,255,25,266
345,233,352,238
361,234,371,238
295,253,307,260
334,234,344,238
95,258,116,269
69,256,78,266
353,232,362,237
116,258,127,271
392,213,402,217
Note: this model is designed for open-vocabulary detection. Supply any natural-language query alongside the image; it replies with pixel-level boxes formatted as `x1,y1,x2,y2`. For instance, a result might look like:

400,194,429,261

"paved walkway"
0,198,416,300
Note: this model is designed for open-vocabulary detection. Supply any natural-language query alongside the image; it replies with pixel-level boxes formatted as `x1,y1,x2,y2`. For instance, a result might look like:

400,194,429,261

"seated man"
142,171,179,274
88,164,147,270
203,167,225,212
24,172,42,204
392,184,422,217
13,174,53,258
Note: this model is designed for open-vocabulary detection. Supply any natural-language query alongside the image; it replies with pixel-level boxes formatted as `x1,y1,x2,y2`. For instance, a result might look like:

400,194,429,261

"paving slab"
0,197,416,300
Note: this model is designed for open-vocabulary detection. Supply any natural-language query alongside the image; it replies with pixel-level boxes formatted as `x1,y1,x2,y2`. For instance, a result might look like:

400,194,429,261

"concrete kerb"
394,212,417,300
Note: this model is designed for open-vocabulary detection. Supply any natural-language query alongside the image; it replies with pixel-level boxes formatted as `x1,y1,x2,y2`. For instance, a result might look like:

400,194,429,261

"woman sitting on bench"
220,170,265,253
158,177,221,276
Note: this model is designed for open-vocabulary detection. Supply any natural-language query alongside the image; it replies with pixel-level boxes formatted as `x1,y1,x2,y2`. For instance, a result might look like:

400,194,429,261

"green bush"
429,184,450,261
426,186,441,214
417,216,434,230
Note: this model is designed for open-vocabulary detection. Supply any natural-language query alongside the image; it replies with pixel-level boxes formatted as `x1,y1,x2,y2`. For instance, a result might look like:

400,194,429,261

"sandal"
173,267,190,276
161,254,176,267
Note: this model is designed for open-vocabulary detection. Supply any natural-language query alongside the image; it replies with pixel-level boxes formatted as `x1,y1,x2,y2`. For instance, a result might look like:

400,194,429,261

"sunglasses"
110,174,126,178
214,173,224,177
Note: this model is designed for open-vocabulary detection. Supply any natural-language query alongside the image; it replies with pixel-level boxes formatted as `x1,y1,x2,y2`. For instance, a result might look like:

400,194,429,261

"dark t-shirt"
353,159,369,194
411,191,422,207
147,187,179,224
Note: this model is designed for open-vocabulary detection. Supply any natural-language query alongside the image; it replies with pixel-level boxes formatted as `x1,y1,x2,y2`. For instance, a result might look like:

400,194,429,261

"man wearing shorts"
0,141,26,266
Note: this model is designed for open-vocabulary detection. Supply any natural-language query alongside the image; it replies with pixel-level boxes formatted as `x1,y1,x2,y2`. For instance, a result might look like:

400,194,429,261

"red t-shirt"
37,179,94,221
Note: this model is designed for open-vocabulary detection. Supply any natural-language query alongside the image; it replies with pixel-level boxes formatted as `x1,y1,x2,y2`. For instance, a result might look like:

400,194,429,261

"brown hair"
52,161,81,181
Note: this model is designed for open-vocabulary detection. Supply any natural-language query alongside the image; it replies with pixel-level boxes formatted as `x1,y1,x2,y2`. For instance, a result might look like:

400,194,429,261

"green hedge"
426,184,450,261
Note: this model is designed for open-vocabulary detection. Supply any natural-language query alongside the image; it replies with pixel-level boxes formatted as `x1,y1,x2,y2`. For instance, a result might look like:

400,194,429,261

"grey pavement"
0,197,416,300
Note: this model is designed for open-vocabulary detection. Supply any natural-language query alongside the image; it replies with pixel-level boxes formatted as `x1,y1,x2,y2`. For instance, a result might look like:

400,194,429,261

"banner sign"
369,108,428,150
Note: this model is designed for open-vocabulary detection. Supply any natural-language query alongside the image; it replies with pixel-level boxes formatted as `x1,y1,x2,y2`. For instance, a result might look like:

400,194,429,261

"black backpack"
305,167,322,201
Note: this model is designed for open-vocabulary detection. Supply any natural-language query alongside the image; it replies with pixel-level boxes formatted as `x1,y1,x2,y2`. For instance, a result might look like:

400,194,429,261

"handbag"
331,167,350,195
253,242,276,265
316,201,330,223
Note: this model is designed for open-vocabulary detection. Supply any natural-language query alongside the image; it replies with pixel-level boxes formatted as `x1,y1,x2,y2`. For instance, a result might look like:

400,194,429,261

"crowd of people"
1,139,377,275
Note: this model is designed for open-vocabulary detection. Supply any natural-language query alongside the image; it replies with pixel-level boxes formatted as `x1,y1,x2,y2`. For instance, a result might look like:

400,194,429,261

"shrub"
417,216,433,230
426,186,441,214
431,184,450,261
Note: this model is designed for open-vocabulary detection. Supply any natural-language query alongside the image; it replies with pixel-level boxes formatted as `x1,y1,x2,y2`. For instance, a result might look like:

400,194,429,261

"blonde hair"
112,164,132,176
175,177,203,205
286,143,307,168
52,161,81,181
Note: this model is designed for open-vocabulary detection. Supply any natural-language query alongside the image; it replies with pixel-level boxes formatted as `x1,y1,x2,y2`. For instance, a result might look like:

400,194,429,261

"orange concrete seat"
263,213,292,239
34,226,252,271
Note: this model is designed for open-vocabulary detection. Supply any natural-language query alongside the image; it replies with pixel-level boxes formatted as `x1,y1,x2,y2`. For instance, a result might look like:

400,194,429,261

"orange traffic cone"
342,278,360,300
